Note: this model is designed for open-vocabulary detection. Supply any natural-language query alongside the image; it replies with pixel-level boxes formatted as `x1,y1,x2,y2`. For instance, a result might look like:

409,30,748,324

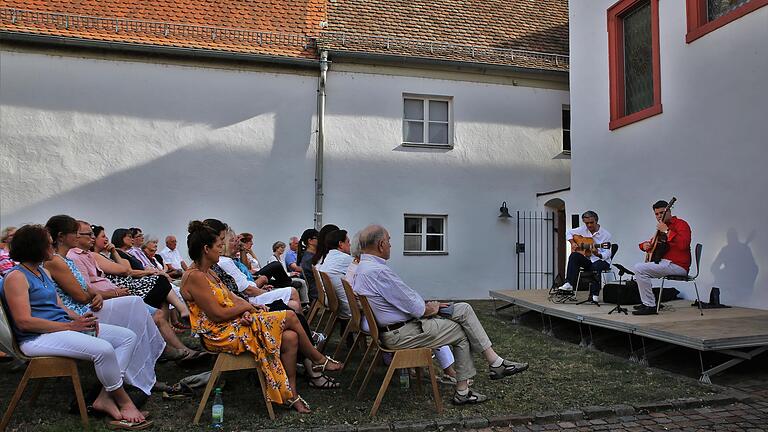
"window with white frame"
403,215,447,254
403,95,452,147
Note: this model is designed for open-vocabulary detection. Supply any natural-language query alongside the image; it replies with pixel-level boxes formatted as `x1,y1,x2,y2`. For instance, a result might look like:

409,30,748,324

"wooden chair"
356,296,442,417
307,266,329,331
193,351,275,424
0,304,88,431
333,279,367,368
318,271,344,350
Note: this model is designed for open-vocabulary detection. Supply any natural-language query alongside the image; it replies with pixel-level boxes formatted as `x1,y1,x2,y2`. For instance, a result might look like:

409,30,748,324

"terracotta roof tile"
0,0,569,70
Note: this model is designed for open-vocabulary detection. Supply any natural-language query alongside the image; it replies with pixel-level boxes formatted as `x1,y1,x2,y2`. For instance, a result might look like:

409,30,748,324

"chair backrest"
0,297,28,360
311,266,327,307
318,271,339,313
691,243,703,278
340,278,361,329
358,296,381,349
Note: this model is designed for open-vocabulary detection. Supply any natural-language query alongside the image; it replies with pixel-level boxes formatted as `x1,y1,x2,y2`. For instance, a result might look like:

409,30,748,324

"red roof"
0,0,569,70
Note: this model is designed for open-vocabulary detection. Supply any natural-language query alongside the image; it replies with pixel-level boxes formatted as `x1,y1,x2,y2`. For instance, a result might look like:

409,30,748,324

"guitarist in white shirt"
557,211,613,303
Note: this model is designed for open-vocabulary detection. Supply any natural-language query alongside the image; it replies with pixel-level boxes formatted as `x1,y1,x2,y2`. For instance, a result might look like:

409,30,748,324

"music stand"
608,264,634,315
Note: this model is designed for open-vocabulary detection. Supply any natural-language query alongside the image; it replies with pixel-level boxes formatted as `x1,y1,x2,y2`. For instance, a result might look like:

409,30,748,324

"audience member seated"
311,224,339,268
268,241,308,306
97,227,204,361
298,228,319,303
317,229,353,319
141,239,167,273
353,224,529,405
0,224,150,426
125,228,154,270
0,226,16,277
285,236,303,275
239,233,296,289
159,235,187,279
41,215,165,396
181,221,344,413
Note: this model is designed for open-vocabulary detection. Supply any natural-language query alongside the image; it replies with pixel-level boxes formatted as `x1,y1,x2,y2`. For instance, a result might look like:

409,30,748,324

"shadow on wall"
710,228,759,302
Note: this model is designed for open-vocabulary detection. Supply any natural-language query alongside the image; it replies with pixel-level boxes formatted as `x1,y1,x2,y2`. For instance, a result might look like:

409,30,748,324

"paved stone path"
476,379,768,432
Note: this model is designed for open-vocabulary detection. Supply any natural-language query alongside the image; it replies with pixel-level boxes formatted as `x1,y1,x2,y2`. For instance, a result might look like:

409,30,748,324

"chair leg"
194,358,223,424
69,365,89,427
1,364,33,431
313,309,327,333
254,368,275,420
357,349,382,399
414,367,423,394
370,362,397,417
333,324,353,360
321,313,338,345
427,363,443,414
693,281,704,316
28,380,44,406
349,339,374,390
342,332,362,370
657,279,665,313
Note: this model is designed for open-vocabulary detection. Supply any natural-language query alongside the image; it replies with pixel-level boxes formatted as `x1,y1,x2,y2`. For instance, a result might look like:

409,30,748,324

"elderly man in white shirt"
352,224,528,405
557,211,613,303
159,235,188,279
317,229,353,318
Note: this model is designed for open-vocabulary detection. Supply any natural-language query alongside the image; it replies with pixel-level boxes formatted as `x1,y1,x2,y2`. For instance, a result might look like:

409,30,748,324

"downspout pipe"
314,50,329,229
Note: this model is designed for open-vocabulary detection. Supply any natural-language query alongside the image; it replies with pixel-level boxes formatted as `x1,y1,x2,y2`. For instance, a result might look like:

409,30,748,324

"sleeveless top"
54,254,91,316
0,265,70,343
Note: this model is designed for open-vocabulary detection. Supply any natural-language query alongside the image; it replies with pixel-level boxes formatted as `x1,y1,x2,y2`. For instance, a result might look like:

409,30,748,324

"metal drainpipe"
314,50,329,229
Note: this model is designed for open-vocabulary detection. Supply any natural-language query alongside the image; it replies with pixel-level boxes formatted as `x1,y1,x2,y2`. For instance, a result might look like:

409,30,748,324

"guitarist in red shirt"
632,200,692,315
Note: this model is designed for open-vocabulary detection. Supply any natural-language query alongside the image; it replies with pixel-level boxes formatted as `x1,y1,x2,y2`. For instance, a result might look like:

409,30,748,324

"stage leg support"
699,345,768,384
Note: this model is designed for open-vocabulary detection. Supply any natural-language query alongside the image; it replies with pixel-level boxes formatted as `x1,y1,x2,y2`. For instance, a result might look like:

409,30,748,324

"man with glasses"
352,224,528,405
632,200,692,315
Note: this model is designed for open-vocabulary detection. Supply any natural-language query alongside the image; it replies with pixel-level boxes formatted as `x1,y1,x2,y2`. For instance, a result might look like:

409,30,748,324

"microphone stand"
608,264,633,315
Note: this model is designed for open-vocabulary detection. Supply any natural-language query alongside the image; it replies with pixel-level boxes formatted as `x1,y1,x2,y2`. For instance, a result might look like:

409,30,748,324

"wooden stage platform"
489,289,768,383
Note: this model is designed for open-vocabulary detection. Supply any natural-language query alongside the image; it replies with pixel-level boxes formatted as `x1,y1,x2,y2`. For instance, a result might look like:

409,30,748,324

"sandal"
311,356,342,373
284,395,311,414
489,359,529,380
107,419,153,430
161,382,193,400
307,373,340,389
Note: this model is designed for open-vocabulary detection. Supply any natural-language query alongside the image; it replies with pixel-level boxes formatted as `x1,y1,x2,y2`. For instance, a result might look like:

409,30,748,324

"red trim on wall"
607,0,662,131
686,0,768,43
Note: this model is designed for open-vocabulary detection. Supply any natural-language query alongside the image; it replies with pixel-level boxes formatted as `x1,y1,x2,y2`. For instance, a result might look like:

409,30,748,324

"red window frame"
607,0,662,131
686,0,768,43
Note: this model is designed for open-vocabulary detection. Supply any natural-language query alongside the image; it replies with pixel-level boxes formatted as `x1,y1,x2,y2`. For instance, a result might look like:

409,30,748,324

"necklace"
21,263,48,288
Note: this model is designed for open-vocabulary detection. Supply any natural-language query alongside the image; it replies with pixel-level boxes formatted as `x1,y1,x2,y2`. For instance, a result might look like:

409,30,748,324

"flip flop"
107,419,153,430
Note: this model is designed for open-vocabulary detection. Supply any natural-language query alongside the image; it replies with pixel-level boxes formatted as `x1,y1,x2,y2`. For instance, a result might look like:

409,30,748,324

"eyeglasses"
78,232,95,237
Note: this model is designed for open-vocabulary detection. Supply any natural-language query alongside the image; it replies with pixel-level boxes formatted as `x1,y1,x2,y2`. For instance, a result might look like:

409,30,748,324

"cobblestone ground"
479,379,768,432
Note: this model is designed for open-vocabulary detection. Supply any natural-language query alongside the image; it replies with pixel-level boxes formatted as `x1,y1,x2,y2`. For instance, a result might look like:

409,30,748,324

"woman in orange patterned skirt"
181,221,342,413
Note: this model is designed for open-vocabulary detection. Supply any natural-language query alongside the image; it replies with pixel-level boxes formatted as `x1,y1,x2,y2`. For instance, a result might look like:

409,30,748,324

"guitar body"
573,235,611,258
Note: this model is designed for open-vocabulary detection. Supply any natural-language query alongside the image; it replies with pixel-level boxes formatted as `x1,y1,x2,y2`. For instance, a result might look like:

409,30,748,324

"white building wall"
0,48,570,299
322,68,570,298
0,49,318,256
569,1,768,308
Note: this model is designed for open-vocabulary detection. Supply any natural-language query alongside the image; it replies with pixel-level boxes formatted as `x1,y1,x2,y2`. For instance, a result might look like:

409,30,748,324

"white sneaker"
592,295,600,302
557,282,573,292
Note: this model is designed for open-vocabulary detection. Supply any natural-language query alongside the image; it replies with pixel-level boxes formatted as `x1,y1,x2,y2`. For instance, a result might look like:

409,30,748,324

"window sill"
403,251,449,256
686,0,768,43
609,103,663,130
553,150,571,160
401,142,453,150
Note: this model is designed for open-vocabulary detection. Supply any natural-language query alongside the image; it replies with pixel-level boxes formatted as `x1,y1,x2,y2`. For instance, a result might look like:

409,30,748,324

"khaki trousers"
380,302,491,382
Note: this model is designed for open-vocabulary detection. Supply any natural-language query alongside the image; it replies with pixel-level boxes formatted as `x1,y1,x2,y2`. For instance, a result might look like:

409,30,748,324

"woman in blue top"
0,225,150,427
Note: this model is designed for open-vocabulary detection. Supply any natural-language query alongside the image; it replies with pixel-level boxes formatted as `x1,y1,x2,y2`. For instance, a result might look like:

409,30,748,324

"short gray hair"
349,232,362,259
141,238,159,250
358,225,387,251
581,211,599,222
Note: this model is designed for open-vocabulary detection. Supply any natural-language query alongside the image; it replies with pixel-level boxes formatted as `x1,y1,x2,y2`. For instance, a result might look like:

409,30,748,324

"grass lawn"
0,300,720,431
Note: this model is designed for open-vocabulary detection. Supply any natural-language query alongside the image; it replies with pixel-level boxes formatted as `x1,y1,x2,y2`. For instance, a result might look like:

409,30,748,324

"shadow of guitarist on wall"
710,228,759,305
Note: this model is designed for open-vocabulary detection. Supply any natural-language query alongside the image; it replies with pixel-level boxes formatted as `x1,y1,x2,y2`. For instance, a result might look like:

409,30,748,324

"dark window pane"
563,131,571,152
404,235,421,251
562,108,570,130
429,100,449,122
426,235,443,251
404,99,424,120
708,0,750,20
404,217,422,233
426,218,444,234
404,121,424,143
622,2,653,115
428,123,449,144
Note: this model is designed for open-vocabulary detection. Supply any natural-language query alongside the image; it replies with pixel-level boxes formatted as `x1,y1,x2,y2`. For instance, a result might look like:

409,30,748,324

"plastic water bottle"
211,388,224,429
399,369,410,389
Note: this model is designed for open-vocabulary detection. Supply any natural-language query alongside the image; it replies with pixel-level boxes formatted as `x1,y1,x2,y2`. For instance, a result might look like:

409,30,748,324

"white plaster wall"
0,49,570,299
569,1,768,308
0,50,318,260
322,70,570,298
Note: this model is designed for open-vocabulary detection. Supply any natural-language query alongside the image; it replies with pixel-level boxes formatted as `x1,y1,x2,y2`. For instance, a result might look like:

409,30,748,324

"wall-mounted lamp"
498,201,511,218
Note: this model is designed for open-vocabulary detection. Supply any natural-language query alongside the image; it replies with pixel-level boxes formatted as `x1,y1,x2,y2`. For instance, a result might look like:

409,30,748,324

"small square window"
403,215,447,255
402,96,453,148
686,0,768,43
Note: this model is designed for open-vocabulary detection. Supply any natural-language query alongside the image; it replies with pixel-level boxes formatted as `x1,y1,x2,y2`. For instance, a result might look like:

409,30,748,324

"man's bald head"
358,225,391,260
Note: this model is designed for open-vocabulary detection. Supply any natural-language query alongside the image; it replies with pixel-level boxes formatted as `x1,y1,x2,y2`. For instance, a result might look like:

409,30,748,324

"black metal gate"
516,210,556,290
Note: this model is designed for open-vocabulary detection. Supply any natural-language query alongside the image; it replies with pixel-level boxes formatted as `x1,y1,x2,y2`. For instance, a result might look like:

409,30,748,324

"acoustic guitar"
572,235,611,257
